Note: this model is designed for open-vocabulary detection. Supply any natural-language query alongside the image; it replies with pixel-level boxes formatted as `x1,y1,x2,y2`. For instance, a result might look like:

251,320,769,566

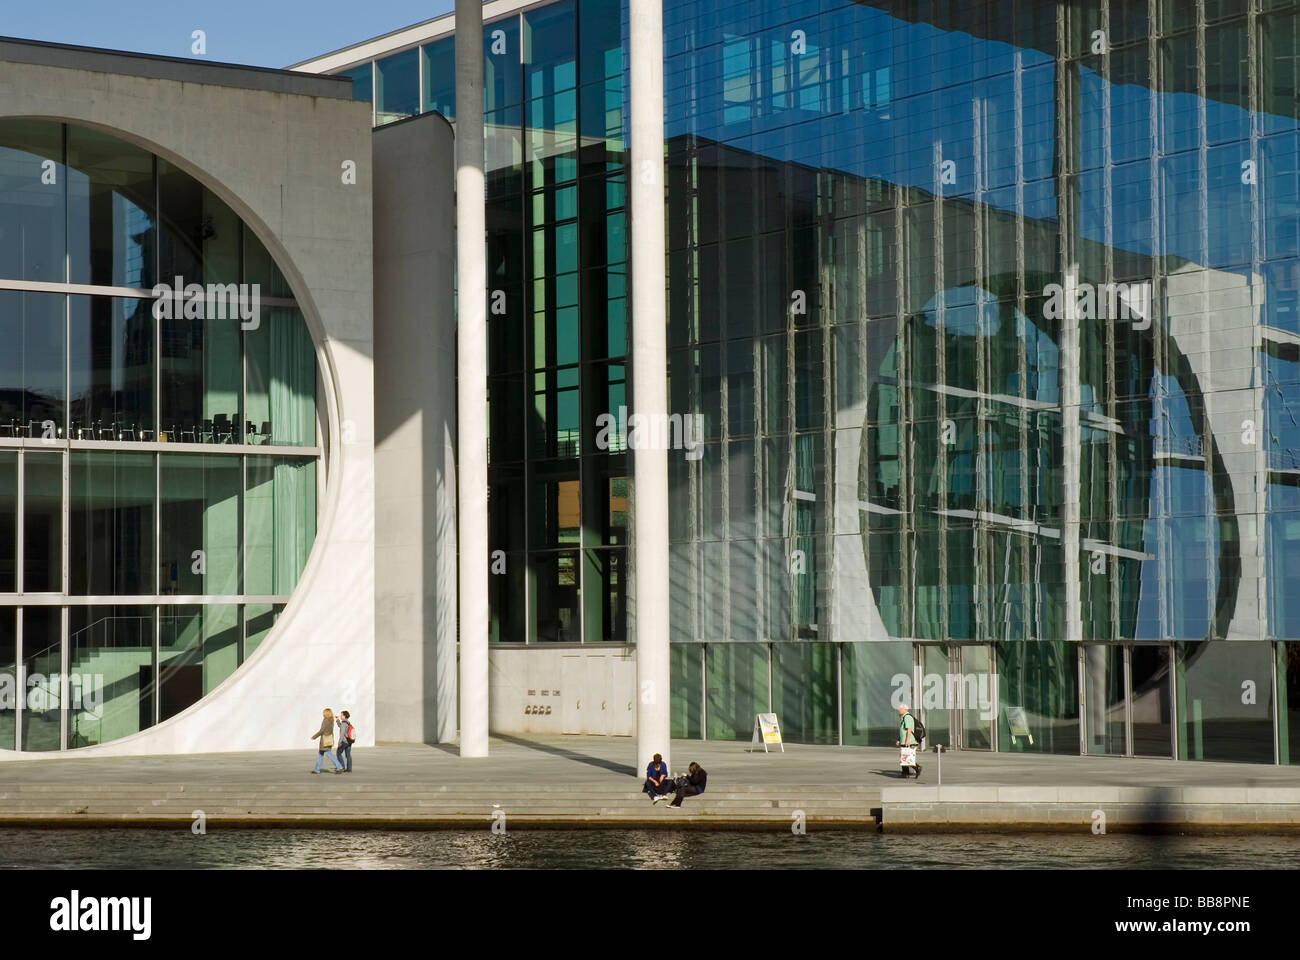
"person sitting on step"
644,753,672,802
668,762,707,807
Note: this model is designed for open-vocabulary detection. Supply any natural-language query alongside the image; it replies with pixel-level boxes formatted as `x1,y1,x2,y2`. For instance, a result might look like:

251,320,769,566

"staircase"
0,782,883,828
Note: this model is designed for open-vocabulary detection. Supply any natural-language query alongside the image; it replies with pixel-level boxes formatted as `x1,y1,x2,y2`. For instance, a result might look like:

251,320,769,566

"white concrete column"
456,0,489,757
629,0,671,777
1061,265,1082,646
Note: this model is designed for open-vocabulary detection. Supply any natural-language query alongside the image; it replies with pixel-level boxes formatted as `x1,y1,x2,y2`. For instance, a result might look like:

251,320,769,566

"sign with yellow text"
748,713,784,753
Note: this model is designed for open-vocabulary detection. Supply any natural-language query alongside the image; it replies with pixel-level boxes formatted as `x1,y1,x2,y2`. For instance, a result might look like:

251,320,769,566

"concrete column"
629,0,671,776
456,0,489,757
1061,265,1082,646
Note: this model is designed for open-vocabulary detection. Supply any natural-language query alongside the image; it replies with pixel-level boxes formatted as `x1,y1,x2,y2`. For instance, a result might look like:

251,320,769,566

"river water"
1,828,1297,869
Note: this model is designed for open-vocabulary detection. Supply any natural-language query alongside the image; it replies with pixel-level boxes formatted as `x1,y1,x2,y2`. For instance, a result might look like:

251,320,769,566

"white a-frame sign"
747,712,784,753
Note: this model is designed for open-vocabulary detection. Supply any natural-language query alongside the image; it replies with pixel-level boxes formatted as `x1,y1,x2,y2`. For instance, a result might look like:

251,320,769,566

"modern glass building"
295,0,1300,765
0,64,357,756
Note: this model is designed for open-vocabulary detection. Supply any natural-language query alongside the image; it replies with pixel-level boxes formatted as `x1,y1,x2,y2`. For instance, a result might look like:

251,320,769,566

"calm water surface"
1,829,1297,869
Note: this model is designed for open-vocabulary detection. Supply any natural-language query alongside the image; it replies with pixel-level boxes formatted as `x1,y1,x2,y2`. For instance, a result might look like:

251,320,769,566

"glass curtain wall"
0,119,321,751
378,0,630,644
346,0,1300,752
653,0,1300,751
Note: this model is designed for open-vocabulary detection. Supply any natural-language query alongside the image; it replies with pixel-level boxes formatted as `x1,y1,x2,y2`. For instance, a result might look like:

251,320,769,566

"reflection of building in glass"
6,0,1300,765
294,0,1300,765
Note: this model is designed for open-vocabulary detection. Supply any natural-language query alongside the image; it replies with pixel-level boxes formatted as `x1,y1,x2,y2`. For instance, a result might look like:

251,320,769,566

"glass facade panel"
69,295,154,443
842,641,913,747
21,606,61,751
160,456,241,596
999,641,1080,755
705,642,768,741
245,307,316,447
243,603,281,659
0,453,13,592
342,63,373,104
1131,645,1174,758
959,645,993,749
919,645,951,748
0,291,65,438
69,605,154,747
486,17,523,111
23,452,62,593
66,124,156,290
772,642,837,744
1084,644,1126,755
532,550,580,642
158,160,243,445
0,608,14,750
70,451,155,596
1178,641,1275,763
423,37,455,118
0,118,66,283
245,456,317,596
1283,641,1300,765
670,642,703,740
159,605,239,721
375,48,420,125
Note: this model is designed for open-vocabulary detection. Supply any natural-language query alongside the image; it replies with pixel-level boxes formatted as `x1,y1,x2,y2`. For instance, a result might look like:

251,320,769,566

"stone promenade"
0,736,1296,831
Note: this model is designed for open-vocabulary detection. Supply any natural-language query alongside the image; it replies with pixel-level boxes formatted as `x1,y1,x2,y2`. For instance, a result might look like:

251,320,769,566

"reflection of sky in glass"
665,4,1299,275
919,292,1060,405
1135,372,1215,641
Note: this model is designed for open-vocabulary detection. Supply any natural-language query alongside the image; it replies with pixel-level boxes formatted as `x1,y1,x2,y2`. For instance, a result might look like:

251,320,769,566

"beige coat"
312,717,335,750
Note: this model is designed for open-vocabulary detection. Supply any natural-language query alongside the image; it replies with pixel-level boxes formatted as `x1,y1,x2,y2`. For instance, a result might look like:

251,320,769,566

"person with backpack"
895,703,924,779
311,707,344,774
336,710,356,773
667,761,707,807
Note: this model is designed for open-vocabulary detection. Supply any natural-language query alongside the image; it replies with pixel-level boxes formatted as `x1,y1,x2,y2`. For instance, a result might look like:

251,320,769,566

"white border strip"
289,0,554,74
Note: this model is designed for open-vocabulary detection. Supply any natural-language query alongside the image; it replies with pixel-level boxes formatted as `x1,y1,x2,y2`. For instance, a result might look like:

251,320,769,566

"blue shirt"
646,760,668,782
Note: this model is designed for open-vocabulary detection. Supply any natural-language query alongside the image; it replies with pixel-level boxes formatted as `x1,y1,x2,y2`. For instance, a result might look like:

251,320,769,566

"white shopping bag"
899,745,917,767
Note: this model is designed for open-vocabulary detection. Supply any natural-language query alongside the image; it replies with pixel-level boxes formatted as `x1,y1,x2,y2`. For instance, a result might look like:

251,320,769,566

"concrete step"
0,790,880,802
0,800,878,813
0,780,883,790
0,803,876,816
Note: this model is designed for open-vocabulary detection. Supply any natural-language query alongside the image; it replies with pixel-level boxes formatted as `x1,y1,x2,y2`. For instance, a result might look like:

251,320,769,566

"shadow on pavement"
491,733,636,777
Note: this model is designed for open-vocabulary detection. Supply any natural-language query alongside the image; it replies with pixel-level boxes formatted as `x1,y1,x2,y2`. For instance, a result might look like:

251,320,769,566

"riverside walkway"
0,736,1298,831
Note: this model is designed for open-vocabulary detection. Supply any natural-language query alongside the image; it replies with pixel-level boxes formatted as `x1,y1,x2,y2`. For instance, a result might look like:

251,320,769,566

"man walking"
336,710,355,773
895,703,922,779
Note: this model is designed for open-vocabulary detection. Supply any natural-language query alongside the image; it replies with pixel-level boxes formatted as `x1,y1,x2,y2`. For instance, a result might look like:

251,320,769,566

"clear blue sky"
0,0,458,68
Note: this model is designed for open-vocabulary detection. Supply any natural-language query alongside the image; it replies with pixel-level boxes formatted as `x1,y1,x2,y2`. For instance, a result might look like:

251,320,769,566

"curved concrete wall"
0,52,375,756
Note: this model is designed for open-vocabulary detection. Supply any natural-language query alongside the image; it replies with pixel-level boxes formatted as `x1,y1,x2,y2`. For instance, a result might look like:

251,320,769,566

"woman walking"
311,707,344,774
